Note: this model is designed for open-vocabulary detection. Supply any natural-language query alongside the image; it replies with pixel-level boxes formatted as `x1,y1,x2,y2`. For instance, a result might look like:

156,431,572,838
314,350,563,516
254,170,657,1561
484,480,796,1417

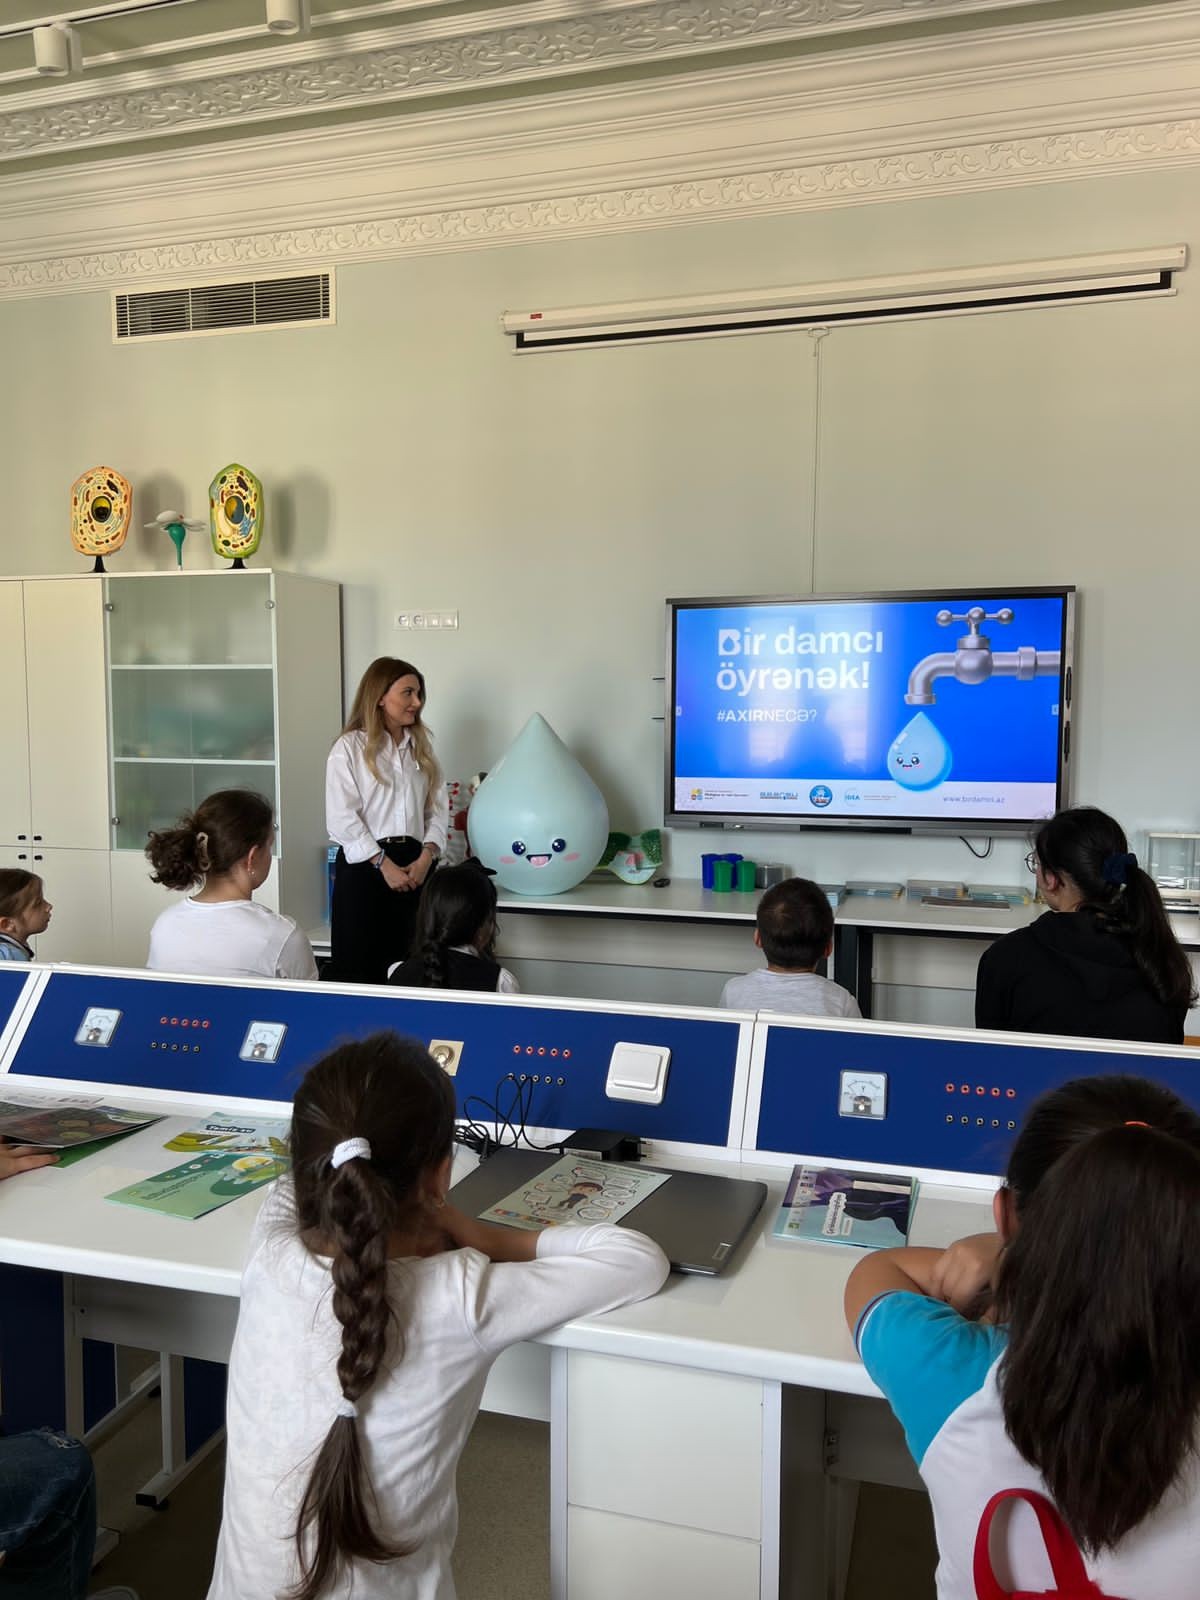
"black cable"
454,1072,564,1159
959,835,994,859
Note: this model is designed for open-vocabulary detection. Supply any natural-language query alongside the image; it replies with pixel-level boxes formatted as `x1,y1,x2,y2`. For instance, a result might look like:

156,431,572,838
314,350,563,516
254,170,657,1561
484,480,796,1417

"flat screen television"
666,587,1075,835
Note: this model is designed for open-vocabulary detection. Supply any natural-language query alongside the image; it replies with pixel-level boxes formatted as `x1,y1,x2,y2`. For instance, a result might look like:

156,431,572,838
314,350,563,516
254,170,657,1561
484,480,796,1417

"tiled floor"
89,1402,935,1599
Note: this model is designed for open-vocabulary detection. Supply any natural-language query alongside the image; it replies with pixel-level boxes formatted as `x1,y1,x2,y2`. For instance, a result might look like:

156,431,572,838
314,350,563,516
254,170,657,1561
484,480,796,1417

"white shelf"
112,757,275,766
109,663,273,671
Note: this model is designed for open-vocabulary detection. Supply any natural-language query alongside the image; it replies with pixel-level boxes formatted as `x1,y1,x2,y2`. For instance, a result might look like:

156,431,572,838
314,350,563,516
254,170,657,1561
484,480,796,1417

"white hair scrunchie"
330,1136,371,1170
336,1396,358,1420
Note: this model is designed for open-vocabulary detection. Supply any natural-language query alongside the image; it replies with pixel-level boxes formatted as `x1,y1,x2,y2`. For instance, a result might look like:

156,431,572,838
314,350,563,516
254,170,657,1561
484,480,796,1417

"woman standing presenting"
324,658,448,984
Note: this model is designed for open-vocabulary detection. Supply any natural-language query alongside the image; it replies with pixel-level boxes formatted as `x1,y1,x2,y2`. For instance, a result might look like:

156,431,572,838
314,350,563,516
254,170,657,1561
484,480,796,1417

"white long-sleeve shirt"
207,1187,669,1600
325,730,450,864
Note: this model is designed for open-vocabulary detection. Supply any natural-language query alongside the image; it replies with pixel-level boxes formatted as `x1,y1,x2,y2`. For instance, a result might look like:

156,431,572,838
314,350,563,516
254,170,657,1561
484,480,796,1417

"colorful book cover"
0,1101,163,1149
479,1155,670,1233
106,1149,289,1221
772,1165,918,1249
163,1114,290,1158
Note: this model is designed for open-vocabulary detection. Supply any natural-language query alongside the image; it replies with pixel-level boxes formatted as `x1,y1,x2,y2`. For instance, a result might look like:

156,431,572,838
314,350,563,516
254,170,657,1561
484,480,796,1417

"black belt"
377,836,425,869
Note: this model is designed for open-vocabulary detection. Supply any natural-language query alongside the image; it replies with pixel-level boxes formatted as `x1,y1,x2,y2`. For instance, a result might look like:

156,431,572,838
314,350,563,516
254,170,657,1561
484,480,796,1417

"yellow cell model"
70,465,132,572
209,462,263,568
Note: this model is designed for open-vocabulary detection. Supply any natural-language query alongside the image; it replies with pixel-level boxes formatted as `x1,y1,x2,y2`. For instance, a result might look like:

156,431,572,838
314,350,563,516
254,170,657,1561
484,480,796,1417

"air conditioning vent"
113,272,334,342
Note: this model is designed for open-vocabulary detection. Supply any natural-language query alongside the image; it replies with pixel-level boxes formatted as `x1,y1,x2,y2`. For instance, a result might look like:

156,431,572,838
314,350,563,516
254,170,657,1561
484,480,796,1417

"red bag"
974,1489,1129,1600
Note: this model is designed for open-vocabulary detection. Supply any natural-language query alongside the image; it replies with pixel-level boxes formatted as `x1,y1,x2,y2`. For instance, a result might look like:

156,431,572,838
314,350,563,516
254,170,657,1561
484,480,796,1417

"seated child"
0,869,52,962
720,877,860,1017
206,1032,668,1599
844,1074,1200,1600
388,860,519,993
145,789,317,982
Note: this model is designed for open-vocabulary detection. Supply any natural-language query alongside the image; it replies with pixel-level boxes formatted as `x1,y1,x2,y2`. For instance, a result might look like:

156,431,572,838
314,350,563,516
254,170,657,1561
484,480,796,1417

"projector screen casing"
665,587,1075,836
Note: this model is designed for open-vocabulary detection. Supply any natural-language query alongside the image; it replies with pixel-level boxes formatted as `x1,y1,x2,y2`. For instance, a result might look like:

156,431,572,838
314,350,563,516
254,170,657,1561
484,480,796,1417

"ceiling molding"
0,2,1198,298
3,112,1199,300
0,0,1078,161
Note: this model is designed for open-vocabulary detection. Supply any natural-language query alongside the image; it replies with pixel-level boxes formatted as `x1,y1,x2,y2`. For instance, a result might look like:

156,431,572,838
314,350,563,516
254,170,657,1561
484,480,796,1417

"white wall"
2,160,1198,1005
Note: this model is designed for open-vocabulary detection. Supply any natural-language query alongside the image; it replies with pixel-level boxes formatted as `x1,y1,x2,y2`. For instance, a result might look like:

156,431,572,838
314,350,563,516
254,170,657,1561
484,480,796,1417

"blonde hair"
344,658,441,789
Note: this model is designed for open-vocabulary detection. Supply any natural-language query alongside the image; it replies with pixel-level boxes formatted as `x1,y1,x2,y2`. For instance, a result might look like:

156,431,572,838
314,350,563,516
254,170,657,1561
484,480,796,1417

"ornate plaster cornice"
0,4,1199,299
3,114,1200,300
0,0,1067,162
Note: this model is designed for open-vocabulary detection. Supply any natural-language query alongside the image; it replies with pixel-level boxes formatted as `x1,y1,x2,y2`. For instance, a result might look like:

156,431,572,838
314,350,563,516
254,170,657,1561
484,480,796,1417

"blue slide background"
672,595,1066,783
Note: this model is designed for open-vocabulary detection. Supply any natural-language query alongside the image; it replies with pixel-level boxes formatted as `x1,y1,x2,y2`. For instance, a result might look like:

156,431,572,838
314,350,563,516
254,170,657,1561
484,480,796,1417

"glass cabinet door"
105,575,279,851
106,573,272,665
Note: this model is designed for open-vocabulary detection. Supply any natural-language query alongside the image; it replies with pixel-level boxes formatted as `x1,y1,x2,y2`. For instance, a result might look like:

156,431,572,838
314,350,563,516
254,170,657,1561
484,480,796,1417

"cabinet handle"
32,835,41,842
33,854,42,862
16,853,26,861
110,816,120,825
16,834,25,841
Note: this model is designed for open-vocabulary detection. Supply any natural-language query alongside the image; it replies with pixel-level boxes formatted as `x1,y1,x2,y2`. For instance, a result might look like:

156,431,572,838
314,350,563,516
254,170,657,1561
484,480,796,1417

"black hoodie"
975,908,1186,1045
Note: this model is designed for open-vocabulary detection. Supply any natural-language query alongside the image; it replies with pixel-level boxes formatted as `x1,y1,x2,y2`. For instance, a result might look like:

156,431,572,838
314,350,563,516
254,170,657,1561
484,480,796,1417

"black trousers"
324,838,432,986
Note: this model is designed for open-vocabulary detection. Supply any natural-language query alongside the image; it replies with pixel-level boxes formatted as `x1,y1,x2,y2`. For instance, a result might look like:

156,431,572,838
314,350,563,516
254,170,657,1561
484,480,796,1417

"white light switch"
606,1042,670,1105
838,1069,887,1120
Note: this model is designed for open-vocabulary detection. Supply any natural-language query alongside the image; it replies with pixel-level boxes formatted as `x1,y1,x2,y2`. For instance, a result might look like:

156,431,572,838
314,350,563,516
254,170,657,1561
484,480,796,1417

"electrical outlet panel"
429,1039,463,1076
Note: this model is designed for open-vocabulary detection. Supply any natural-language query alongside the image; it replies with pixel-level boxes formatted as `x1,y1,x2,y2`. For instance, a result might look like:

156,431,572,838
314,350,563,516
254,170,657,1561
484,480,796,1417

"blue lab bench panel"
10,973,744,1149
0,966,34,1042
754,1022,1200,1176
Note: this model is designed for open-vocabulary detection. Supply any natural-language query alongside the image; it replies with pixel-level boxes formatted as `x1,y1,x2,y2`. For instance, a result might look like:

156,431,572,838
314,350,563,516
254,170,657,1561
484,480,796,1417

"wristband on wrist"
372,850,385,870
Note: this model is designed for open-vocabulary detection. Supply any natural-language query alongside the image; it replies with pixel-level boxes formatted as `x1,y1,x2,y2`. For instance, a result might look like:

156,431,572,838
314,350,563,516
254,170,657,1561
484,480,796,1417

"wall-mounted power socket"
397,611,459,630
429,1039,463,1076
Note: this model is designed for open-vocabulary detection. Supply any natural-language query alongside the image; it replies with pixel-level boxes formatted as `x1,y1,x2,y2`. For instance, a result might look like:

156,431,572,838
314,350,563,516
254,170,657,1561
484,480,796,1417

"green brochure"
106,1148,289,1221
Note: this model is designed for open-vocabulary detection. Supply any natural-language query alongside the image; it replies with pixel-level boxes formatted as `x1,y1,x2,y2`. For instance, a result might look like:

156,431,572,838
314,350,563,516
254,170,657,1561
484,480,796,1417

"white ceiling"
0,0,1124,172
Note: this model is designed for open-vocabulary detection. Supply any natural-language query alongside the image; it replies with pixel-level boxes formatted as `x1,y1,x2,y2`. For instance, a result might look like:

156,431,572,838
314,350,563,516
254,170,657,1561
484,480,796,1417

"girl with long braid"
206,1033,667,1600
388,861,519,994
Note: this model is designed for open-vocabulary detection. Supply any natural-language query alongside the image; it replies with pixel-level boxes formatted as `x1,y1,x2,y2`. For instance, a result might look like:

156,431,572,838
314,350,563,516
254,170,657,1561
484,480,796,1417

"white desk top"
492,883,1200,950
311,876,1200,950
0,1101,267,1294
0,1103,993,1397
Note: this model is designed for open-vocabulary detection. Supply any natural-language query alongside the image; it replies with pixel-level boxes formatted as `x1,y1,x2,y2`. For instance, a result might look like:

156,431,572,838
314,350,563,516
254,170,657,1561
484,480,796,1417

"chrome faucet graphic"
904,607,1061,706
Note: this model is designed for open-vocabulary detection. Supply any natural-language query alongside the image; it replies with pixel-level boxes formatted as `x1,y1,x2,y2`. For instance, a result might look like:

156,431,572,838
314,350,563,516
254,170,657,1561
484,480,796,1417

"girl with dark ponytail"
976,805,1195,1043
845,1074,1200,1599
206,1032,667,1600
387,862,518,994
145,789,317,981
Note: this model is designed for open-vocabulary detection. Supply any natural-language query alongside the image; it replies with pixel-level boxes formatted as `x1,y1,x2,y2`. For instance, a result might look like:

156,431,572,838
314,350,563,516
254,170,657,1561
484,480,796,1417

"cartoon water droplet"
468,713,610,895
888,711,952,792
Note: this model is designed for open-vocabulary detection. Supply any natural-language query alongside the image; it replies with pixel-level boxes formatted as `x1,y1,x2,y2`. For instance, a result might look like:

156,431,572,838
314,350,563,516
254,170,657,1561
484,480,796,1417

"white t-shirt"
147,898,318,981
858,1292,1200,1600
207,1187,669,1600
719,968,861,1017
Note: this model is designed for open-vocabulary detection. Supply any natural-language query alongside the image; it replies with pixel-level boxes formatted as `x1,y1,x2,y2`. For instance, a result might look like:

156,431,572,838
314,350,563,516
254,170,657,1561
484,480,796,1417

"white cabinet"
561,1352,782,1600
0,571,340,970
1,847,112,964
104,570,340,969
0,579,108,850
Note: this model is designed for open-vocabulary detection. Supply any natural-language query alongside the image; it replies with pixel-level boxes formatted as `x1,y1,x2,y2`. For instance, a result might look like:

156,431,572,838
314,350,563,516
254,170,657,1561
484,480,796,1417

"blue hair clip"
1101,851,1137,887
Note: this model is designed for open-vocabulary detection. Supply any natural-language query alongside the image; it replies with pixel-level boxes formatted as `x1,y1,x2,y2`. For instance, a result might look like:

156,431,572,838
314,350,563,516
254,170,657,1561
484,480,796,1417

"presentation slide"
671,593,1069,825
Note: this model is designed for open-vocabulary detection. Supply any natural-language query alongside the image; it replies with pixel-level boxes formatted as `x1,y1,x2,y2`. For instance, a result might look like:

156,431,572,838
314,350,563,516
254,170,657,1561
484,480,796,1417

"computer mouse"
653,877,671,887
